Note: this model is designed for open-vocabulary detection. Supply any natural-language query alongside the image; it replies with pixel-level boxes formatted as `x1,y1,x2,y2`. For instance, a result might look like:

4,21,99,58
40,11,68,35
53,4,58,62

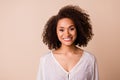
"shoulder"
83,50,96,63
39,51,52,61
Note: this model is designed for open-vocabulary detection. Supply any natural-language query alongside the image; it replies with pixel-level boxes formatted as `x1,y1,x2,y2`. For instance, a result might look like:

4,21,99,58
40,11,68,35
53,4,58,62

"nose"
64,30,70,37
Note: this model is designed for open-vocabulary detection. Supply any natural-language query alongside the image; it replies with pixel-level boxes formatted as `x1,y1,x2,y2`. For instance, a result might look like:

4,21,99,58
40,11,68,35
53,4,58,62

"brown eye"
70,27,75,31
71,28,74,30
59,29,64,32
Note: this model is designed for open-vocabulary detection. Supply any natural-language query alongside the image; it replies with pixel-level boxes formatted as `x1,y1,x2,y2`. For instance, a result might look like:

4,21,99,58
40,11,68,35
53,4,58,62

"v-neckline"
50,50,85,74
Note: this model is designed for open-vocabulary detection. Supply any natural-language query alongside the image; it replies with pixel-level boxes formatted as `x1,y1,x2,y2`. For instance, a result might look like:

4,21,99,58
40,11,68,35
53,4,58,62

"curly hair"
42,5,94,49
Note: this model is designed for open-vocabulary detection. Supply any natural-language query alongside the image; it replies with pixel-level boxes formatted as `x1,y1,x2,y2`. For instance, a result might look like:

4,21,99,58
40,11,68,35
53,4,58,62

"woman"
37,5,99,80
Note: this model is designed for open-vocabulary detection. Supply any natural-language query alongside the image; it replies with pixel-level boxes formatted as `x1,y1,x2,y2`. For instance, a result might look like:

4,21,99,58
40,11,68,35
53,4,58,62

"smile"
63,38,72,41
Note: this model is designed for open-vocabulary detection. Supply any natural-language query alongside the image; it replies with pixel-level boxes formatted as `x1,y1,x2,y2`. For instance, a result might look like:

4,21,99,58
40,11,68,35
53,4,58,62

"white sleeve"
92,57,99,80
36,58,43,80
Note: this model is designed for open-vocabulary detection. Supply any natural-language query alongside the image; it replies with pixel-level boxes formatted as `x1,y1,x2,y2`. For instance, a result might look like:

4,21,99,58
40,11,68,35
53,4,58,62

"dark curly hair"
42,5,94,49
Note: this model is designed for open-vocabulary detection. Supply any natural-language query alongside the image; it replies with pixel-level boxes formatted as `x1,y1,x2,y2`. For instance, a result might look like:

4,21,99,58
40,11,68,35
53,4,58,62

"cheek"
73,30,77,37
73,31,77,40
57,31,62,38
58,33,63,39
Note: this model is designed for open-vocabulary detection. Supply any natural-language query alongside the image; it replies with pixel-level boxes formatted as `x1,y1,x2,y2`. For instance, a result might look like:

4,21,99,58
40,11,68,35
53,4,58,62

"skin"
56,18,77,47
52,18,83,72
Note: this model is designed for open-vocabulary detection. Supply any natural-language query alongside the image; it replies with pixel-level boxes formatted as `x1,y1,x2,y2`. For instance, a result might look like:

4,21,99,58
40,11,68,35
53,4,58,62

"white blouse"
37,51,99,80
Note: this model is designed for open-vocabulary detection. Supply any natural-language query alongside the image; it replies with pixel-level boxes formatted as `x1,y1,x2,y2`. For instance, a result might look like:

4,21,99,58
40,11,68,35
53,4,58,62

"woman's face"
56,18,77,47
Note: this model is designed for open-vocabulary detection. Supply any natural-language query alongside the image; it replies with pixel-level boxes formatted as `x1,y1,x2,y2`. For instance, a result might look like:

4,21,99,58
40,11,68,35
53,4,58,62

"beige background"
0,0,120,80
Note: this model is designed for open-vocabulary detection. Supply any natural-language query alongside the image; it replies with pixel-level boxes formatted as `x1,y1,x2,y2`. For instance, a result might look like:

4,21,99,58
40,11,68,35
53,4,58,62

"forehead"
57,18,75,28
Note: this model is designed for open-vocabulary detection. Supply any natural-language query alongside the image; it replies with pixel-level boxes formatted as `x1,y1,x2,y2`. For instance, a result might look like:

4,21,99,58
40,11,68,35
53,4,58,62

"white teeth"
63,38,71,40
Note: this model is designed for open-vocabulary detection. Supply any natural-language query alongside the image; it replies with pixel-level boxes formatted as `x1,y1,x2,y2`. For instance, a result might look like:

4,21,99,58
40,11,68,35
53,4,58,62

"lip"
63,38,72,42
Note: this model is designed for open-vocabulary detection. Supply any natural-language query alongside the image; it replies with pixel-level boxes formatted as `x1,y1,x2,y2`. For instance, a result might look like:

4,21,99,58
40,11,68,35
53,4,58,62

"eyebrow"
58,25,75,28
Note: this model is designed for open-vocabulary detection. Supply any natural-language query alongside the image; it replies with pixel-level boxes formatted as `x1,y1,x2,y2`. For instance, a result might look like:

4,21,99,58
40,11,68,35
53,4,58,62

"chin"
62,42,75,46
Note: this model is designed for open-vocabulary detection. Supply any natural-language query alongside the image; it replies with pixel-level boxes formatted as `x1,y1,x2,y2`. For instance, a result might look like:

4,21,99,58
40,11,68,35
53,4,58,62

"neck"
58,45,78,54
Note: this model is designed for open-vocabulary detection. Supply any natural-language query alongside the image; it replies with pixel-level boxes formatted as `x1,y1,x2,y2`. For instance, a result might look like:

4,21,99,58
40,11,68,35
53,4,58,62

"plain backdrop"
0,0,120,80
